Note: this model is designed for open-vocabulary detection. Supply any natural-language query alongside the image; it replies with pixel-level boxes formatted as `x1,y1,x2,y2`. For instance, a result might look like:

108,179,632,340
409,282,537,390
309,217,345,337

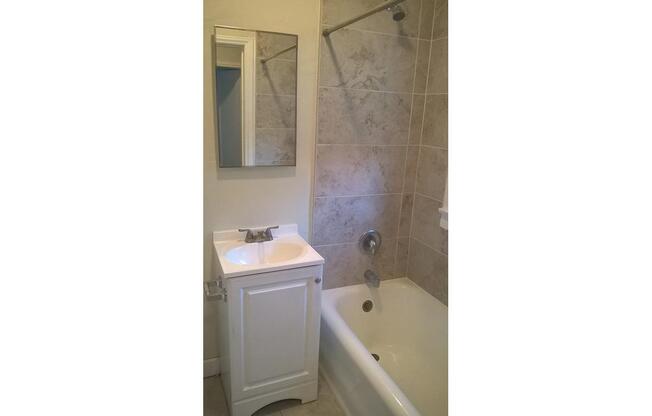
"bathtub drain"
371,353,380,361
362,300,373,312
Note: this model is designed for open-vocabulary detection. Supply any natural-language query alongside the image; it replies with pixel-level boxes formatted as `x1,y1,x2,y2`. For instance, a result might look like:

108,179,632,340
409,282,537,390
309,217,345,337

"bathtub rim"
321,278,435,416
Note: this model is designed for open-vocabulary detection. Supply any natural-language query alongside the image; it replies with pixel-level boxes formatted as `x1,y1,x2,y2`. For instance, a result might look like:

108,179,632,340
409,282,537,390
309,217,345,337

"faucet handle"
238,228,254,242
264,225,279,240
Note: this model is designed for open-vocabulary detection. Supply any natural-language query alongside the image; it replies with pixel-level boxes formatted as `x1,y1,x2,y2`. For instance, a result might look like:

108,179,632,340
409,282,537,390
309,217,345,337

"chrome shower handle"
359,230,382,256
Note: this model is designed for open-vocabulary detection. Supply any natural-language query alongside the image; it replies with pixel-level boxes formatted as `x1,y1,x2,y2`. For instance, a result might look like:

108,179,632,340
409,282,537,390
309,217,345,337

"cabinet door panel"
243,280,308,385
228,266,322,401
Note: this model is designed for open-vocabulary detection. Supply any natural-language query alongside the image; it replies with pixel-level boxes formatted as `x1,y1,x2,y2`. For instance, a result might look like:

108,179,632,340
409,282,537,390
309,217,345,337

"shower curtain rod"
322,0,406,36
260,44,297,64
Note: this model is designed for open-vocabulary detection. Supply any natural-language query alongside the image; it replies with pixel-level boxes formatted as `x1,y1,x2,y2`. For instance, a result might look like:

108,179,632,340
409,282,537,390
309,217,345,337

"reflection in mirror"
214,26,297,167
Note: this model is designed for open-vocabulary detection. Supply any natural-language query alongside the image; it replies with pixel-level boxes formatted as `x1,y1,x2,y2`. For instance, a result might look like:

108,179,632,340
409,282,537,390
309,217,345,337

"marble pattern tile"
255,128,296,165
256,60,297,95
432,0,448,39
413,39,431,93
403,145,419,191
395,237,409,277
415,146,447,199
419,0,436,40
314,145,406,196
318,88,411,145
320,28,417,93
421,93,448,148
322,0,421,38
312,194,401,245
398,193,414,237
410,193,446,251
315,239,398,289
256,94,296,128
408,94,425,144
427,38,447,93
256,32,297,62
407,238,448,305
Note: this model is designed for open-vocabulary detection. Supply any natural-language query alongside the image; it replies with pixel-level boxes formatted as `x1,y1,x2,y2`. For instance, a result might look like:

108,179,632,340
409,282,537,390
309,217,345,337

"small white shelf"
438,207,448,230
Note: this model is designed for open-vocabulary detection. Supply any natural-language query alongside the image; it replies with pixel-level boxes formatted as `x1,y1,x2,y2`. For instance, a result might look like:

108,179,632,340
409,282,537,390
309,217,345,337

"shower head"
323,0,407,36
388,4,406,21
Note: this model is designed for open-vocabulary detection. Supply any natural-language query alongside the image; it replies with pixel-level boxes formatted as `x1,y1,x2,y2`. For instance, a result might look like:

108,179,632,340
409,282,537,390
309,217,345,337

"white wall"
204,0,321,361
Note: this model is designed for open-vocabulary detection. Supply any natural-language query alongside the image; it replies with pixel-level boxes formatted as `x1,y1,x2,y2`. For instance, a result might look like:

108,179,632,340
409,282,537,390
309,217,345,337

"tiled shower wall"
255,32,297,165
312,0,447,298
404,0,448,305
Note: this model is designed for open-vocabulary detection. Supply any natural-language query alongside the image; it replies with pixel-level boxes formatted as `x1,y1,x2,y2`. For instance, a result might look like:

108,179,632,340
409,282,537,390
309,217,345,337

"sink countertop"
213,224,324,278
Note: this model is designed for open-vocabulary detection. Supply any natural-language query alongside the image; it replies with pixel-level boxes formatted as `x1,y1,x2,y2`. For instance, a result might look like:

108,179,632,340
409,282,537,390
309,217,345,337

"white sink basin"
213,224,324,278
224,241,306,265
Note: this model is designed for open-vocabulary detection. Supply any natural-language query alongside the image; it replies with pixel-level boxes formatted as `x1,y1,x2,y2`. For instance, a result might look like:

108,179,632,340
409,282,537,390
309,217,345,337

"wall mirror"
213,26,298,167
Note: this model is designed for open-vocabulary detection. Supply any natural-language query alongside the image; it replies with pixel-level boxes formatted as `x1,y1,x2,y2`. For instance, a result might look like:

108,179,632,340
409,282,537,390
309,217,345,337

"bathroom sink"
224,241,306,265
213,224,324,278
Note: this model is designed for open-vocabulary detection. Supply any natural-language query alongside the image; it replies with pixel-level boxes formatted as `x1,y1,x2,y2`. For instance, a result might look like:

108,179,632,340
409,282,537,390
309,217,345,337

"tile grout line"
414,191,444,204
313,237,401,249
406,0,439,278
394,0,426,279
314,192,403,199
411,235,448,257
420,143,448,151
318,85,414,96
315,143,409,147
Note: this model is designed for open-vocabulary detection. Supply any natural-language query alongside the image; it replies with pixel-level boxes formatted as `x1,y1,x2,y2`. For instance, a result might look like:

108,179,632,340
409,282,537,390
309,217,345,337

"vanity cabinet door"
227,265,322,402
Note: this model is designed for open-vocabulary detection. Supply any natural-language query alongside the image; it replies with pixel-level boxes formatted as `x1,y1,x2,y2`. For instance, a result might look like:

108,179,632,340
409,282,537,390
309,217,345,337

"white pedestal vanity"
211,224,324,416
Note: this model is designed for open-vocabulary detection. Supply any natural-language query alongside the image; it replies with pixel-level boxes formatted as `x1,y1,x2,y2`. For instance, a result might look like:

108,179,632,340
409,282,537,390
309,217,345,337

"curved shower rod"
260,44,297,64
322,0,406,37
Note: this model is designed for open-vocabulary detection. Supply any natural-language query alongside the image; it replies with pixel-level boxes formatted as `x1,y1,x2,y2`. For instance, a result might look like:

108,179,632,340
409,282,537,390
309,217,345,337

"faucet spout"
238,225,279,243
364,269,380,288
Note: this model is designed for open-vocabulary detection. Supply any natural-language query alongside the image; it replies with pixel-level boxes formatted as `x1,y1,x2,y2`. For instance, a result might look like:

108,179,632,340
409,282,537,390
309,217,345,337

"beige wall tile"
421,94,448,148
440,228,448,255
256,31,297,61
411,193,446,250
413,40,431,93
320,28,417,93
403,145,419,191
256,60,297,95
407,238,447,304
408,94,425,144
419,0,436,40
415,146,447,199
432,0,448,39
312,194,401,245
255,128,296,165
427,38,447,93
398,193,414,237
315,145,406,196
318,88,411,145
315,239,398,290
255,94,296,128
322,0,421,38
395,237,409,277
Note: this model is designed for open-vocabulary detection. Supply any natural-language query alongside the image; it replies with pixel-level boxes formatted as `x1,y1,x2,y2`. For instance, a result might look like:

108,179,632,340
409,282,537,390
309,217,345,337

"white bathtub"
319,278,447,416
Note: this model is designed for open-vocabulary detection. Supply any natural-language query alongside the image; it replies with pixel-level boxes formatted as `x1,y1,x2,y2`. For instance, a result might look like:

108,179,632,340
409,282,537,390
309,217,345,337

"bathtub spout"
364,269,380,288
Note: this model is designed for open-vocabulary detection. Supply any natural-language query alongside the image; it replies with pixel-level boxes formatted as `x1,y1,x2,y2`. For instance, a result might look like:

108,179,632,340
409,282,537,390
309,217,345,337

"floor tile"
204,373,344,416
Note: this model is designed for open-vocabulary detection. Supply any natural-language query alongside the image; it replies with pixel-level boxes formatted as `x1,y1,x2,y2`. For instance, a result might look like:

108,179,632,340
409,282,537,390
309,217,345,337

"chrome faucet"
364,269,380,288
238,226,279,243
